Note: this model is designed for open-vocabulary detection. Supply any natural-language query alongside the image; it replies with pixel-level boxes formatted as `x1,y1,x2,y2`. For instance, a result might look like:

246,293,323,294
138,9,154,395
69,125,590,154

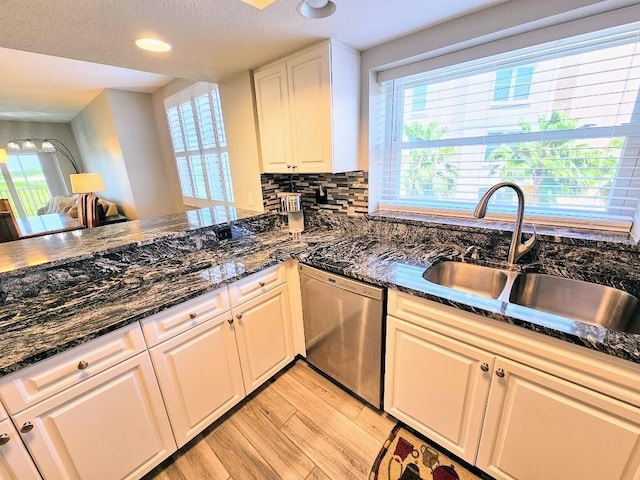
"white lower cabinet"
146,263,295,448
0,418,41,479
385,290,640,480
232,283,294,394
13,352,175,480
149,312,245,447
385,315,494,462
0,262,300,479
477,357,640,480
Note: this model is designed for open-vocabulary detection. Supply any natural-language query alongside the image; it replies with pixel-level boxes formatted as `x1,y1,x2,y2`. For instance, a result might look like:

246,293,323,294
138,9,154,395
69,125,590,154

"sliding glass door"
0,152,67,218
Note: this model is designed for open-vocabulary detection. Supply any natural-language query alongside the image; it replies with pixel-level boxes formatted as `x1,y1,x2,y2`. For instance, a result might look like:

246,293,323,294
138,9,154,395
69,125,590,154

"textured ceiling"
0,0,508,82
0,48,173,122
0,0,511,121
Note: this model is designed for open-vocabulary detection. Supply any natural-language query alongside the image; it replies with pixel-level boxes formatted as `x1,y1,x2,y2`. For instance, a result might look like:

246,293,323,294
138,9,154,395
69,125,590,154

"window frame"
164,82,235,208
373,23,640,233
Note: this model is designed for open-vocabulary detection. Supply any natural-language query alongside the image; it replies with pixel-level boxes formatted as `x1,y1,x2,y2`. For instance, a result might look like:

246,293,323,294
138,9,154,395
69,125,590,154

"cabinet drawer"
0,323,146,414
13,352,175,480
229,264,286,307
141,287,230,347
0,402,6,421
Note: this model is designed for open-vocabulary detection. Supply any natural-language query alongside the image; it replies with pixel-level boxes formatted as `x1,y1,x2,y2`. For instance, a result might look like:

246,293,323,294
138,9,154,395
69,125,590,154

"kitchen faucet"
473,182,536,266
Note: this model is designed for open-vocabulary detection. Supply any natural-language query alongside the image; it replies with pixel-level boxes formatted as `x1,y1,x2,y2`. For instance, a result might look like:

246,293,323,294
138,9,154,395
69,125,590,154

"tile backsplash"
261,171,368,216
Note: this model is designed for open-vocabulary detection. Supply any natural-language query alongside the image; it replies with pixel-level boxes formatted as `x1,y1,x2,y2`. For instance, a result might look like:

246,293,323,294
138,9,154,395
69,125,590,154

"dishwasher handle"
299,264,384,301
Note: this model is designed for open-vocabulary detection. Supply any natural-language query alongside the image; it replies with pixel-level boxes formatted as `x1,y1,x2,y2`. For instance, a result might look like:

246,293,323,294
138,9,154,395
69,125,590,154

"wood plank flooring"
144,360,396,480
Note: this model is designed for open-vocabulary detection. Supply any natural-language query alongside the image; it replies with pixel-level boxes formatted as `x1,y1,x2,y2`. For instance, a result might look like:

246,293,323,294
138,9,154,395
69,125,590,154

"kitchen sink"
422,261,509,299
509,273,640,331
422,262,640,332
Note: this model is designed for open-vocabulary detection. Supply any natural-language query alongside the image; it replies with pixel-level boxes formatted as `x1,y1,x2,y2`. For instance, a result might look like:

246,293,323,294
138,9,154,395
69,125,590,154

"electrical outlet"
248,192,254,207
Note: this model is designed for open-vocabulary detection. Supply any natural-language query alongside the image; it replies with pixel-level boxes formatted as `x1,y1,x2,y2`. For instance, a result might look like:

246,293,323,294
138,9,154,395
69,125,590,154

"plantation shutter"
374,23,640,231
164,82,235,207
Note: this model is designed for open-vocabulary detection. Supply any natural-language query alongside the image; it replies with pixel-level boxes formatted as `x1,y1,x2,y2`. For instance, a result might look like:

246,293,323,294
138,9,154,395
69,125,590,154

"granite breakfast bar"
1,207,640,378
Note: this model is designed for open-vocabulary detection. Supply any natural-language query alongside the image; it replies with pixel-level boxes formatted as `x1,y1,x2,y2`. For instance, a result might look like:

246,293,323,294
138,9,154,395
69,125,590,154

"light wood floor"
144,359,397,480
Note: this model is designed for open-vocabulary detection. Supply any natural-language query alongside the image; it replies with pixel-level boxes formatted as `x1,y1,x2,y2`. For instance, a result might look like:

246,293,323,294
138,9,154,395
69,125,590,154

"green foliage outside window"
488,111,622,205
401,122,458,198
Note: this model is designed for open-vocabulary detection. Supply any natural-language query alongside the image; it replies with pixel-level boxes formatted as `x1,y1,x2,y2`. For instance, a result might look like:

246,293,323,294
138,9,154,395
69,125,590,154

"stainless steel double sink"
423,261,640,333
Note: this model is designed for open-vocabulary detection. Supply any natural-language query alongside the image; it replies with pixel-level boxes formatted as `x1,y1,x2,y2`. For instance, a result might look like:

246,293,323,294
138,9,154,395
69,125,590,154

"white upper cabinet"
254,40,360,174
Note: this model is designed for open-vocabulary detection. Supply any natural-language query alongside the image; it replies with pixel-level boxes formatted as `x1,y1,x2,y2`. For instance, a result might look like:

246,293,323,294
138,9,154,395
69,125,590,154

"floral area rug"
370,424,486,480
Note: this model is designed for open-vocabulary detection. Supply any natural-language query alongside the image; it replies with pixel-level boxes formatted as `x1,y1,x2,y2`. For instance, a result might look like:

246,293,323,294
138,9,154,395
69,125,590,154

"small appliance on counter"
279,193,304,240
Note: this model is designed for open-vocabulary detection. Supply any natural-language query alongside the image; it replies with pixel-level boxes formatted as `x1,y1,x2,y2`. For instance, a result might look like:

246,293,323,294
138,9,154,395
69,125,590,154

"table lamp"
70,173,106,228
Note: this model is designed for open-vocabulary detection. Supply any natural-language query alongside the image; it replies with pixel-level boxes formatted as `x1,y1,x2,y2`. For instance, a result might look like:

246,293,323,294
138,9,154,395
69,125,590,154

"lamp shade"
22,140,36,151
70,173,106,194
0,149,7,164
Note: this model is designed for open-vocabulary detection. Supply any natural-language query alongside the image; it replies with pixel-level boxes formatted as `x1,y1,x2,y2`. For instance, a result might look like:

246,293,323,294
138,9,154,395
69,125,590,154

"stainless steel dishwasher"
299,264,384,408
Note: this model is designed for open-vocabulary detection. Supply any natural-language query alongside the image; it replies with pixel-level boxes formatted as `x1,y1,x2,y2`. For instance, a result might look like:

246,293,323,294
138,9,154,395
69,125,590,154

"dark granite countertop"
0,205,265,274
0,210,638,378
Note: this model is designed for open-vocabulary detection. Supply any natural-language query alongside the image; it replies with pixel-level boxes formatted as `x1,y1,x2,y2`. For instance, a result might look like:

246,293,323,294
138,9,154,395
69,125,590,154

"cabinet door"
254,62,292,173
385,315,494,464
477,357,640,480
0,418,41,480
234,284,294,394
286,44,332,173
14,352,176,480
149,313,245,447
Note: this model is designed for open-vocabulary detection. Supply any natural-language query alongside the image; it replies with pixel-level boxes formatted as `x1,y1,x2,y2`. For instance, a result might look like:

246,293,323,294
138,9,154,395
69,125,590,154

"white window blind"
164,82,235,207
374,23,640,231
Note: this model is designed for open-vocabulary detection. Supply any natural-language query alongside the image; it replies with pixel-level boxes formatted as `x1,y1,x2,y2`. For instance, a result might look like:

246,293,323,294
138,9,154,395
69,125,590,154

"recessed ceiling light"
134,37,173,53
239,0,277,9
297,0,336,19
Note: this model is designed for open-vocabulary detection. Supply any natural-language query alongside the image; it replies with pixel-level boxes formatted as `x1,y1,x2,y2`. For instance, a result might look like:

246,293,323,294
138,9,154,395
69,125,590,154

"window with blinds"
164,82,235,207
375,23,640,231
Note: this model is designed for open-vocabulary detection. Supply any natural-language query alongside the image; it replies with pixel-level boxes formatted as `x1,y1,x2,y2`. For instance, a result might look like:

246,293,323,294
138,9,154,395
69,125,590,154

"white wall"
0,120,82,192
219,71,264,212
108,89,175,219
71,90,138,219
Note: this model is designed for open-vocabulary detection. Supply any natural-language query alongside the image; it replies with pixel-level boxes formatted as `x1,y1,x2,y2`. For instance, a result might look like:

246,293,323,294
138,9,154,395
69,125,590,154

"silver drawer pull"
20,422,34,433
259,281,266,287
77,360,89,370
189,312,197,319
496,368,505,378
480,362,489,372
227,318,234,325
0,433,9,445
236,313,243,320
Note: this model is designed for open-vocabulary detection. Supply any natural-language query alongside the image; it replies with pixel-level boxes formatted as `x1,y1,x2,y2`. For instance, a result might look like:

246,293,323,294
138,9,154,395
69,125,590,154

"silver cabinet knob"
496,368,505,378
258,281,266,287
480,362,490,372
227,318,234,325
189,312,197,320
236,313,243,320
0,433,9,445
77,360,89,370
20,422,34,433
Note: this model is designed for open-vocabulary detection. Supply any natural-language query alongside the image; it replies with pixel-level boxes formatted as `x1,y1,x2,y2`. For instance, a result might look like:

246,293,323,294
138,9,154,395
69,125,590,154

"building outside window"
374,23,640,232
164,82,235,208
492,66,535,103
